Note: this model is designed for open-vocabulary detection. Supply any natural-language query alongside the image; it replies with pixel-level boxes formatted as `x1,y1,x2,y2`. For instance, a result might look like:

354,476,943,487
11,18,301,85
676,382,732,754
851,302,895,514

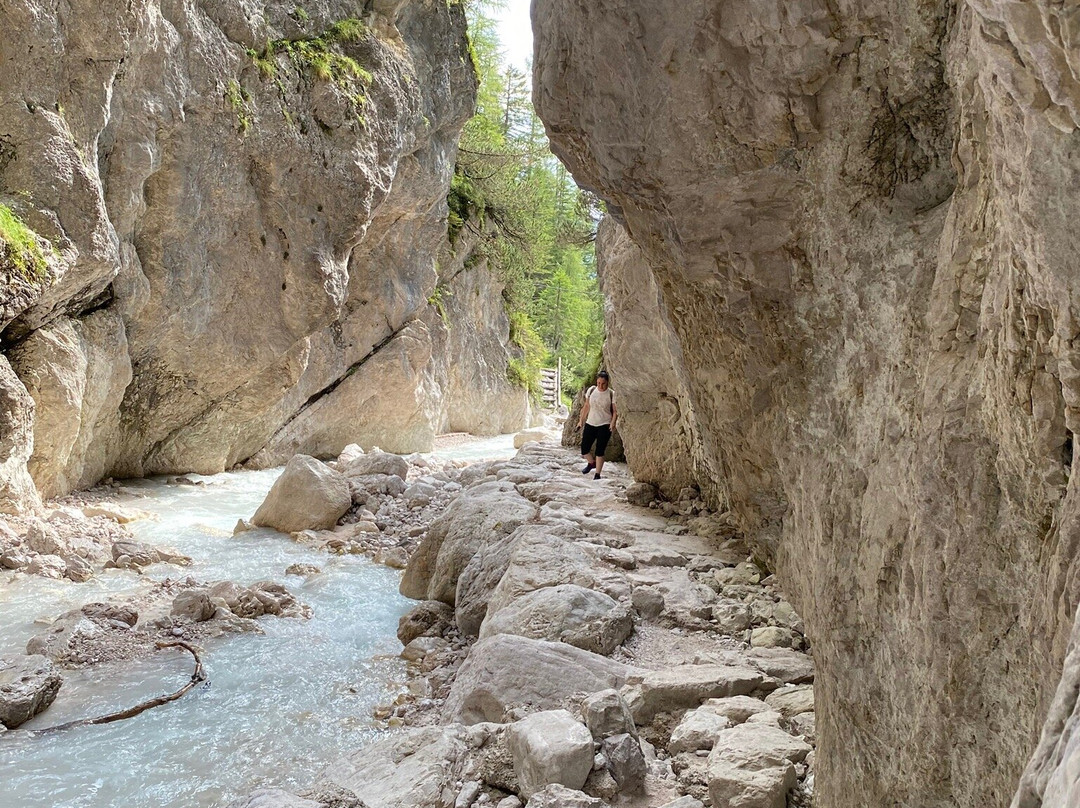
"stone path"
234,441,817,808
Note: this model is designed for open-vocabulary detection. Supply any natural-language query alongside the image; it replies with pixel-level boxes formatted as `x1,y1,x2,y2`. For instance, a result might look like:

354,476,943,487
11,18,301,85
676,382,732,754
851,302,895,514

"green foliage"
429,285,451,325
0,204,51,284
452,1,604,396
243,19,373,129
292,5,310,21
224,80,253,133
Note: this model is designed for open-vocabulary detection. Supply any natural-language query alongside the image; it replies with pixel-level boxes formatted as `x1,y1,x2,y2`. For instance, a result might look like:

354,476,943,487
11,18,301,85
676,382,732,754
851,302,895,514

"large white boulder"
342,451,409,481
479,584,632,656
624,664,770,723
443,635,636,725
319,725,469,808
706,723,811,808
401,481,538,603
0,654,63,728
252,455,351,534
508,710,594,797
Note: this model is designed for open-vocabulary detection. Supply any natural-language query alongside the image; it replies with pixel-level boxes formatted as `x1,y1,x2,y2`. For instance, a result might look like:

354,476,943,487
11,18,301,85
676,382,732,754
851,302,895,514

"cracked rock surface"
533,0,1080,805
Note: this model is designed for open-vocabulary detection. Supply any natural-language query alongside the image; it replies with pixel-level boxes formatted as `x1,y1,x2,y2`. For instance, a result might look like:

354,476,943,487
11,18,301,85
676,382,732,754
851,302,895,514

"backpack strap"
586,386,595,398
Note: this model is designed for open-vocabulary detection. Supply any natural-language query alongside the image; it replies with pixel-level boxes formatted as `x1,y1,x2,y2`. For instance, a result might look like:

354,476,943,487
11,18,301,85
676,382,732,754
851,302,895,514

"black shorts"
581,423,612,457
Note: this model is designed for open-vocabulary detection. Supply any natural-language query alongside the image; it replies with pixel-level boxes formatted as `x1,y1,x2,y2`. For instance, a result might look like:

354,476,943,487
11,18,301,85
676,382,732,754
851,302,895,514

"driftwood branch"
28,641,206,735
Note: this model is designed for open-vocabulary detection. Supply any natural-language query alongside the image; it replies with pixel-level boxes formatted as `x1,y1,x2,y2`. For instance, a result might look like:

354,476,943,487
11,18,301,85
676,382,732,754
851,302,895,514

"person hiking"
579,370,617,480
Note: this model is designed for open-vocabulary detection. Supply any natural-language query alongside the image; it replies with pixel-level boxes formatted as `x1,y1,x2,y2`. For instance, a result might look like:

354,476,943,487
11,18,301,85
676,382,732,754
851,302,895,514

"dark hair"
597,371,610,379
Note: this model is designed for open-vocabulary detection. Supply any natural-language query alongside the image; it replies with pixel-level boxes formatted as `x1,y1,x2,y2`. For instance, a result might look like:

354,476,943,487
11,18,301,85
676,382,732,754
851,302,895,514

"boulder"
712,600,753,633
27,554,66,579
624,482,659,507
252,455,351,534
668,708,734,754
706,723,811,808
398,600,455,646
342,451,409,481
630,586,664,619
601,733,646,794
63,555,94,582
401,481,538,604
764,685,813,718
479,584,633,656
455,532,522,637
443,635,635,725
225,790,323,808
0,654,63,728
319,725,469,808
625,664,770,723
508,710,594,796
524,785,607,808
583,689,636,740
749,627,796,649
700,696,773,725
348,474,407,500
743,648,814,684
172,590,216,622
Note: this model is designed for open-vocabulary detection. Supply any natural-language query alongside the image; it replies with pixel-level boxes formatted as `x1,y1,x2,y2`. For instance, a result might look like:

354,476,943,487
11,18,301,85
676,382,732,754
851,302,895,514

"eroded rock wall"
534,0,1080,805
428,224,531,438
0,0,521,500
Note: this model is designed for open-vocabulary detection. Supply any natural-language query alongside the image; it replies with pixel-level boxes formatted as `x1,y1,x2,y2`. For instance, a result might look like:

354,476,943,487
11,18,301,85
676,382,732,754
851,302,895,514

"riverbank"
233,442,816,808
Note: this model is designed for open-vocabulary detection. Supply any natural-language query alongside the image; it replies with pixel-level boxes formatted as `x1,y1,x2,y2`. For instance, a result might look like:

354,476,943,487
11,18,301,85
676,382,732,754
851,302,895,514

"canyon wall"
0,0,527,507
534,0,1080,805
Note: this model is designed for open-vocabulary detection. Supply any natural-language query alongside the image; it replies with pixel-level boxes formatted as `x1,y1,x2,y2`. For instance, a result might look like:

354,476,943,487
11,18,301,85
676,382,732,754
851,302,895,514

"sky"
492,0,534,74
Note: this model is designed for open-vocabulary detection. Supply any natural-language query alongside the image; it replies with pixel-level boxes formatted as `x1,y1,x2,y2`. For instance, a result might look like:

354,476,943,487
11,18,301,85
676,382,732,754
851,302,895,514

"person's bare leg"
582,452,595,473
594,456,605,476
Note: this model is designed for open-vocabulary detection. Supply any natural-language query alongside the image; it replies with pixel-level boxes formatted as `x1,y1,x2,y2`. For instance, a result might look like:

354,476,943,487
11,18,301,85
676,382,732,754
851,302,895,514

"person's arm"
610,397,617,432
579,390,591,428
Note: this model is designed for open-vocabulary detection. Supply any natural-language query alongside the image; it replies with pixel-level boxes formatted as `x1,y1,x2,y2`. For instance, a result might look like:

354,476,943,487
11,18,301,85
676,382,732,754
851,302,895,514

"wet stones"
252,455,351,534
0,654,62,728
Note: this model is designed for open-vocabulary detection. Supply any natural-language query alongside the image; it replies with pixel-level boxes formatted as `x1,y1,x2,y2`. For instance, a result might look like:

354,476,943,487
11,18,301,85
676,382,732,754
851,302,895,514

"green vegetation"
454,1,604,399
0,203,51,284
224,80,253,133
239,18,373,130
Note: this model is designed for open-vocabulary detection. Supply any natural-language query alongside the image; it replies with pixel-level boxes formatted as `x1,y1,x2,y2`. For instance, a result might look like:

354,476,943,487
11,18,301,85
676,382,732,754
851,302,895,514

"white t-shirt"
585,385,614,427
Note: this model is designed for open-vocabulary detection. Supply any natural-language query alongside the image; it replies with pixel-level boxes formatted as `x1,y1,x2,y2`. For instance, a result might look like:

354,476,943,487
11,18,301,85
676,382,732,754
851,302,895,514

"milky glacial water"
0,435,517,808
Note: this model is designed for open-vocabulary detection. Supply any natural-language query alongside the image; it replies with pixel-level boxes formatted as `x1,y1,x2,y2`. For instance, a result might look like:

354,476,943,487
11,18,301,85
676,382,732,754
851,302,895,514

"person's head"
596,370,610,390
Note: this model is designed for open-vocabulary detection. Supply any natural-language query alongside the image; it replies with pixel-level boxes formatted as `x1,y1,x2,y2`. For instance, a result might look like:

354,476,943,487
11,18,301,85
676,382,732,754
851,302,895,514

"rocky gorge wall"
0,0,529,511
534,1,1080,806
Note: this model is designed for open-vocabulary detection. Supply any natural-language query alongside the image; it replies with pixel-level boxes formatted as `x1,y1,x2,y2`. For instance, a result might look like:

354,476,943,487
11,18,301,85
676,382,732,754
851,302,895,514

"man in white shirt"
578,370,617,480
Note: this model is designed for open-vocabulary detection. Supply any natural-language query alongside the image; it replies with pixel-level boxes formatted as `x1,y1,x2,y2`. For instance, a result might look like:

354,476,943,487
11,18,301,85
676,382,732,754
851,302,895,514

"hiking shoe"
593,472,602,480
582,463,595,474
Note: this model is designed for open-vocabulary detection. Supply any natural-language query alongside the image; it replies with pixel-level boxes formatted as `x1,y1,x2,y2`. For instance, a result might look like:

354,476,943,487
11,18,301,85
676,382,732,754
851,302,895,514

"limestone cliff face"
0,0,524,504
535,0,1080,805
428,224,532,438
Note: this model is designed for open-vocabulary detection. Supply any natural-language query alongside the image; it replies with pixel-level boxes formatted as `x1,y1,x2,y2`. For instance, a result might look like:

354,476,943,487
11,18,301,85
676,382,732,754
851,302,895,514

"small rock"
631,586,665,619
455,780,483,808
712,600,752,633
27,554,66,579
401,636,449,662
714,563,760,587
234,519,256,535
508,709,594,796
64,556,94,582
750,626,796,649
624,482,659,507
342,451,409,481
764,684,813,717
172,590,216,622
583,689,636,740
0,654,63,728
285,563,322,577
524,784,606,808
601,733,646,793
397,600,454,645
668,708,733,754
